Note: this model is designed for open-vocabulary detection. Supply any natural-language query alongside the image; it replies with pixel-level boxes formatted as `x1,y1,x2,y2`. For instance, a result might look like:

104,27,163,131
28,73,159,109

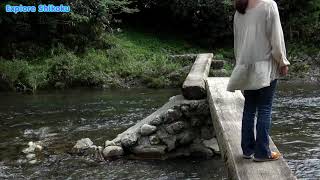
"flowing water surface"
273,83,320,179
0,89,225,179
0,84,319,179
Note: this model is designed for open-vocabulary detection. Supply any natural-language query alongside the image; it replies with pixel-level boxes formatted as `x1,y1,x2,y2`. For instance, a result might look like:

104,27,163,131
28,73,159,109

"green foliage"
278,0,320,43
137,0,320,45
0,0,138,59
0,30,203,91
47,53,78,87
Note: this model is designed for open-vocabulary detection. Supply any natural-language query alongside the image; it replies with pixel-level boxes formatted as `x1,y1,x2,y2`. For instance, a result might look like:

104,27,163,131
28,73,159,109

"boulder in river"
140,124,157,136
121,133,138,148
103,146,124,158
73,138,93,149
105,140,116,147
22,141,43,154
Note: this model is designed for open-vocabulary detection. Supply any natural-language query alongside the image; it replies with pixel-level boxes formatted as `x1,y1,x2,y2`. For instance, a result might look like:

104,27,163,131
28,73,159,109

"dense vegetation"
0,0,138,59
0,0,319,92
135,0,320,45
0,30,205,92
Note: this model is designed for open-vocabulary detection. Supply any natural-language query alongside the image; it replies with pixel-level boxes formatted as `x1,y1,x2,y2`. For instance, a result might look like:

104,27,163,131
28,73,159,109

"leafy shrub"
47,53,78,87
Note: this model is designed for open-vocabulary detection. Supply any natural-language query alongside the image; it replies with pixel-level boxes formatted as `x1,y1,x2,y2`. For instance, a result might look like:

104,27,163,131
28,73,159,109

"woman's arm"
267,1,290,68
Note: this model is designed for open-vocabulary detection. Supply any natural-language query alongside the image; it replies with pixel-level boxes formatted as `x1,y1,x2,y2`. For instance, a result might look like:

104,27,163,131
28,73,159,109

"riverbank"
0,30,206,93
0,29,319,93
286,47,320,84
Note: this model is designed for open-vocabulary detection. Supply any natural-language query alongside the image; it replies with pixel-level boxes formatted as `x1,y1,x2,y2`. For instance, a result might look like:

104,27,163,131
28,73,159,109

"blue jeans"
241,79,277,158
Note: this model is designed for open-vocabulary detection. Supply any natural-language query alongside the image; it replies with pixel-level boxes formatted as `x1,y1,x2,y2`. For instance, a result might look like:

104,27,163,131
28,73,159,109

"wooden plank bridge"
182,53,296,180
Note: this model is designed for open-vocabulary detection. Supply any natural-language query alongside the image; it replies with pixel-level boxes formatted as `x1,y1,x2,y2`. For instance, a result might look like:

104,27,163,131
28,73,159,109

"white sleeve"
267,1,290,67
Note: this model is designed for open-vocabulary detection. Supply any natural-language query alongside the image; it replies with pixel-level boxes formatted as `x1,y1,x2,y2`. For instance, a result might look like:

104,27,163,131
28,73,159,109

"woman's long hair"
236,0,249,14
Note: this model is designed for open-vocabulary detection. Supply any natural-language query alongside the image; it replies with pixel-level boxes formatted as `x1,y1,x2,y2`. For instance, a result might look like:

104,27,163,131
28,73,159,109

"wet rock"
166,121,186,134
121,133,138,148
132,145,167,155
190,117,201,127
180,104,190,116
189,102,199,111
29,160,38,164
22,141,43,154
16,159,27,164
95,146,105,161
166,147,191,159
54,82,66,89
196,103,210,115
140,124,157,136
201,126,214,140
164,109,182,123
190,142,213,157
177,131,195,145
137,136,151,146
103,146,124,158
156,127,176,151
73,138,93,149
149,115,163,126
100,95,218,160
149,135,161,145
105,140,116,147
26,153,36,160
203,138,220,154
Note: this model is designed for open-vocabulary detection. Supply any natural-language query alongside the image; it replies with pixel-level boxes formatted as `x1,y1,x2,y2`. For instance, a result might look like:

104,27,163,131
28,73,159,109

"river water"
0,84,319,179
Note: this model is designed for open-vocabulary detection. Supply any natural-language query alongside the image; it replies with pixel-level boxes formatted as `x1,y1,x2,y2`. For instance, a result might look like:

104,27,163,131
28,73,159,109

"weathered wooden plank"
206,77,296,180
182,53,213,100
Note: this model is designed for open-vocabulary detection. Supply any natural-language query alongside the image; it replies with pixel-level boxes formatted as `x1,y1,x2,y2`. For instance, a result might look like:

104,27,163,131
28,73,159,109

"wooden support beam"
182,53,213,100
206,77,296,180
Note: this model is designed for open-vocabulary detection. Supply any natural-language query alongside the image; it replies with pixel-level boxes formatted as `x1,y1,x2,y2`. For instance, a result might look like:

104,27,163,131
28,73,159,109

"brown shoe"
253,152,281,162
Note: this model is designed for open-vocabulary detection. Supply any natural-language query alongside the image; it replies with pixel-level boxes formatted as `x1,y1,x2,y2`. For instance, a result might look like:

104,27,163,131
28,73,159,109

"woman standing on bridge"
227,0,290,161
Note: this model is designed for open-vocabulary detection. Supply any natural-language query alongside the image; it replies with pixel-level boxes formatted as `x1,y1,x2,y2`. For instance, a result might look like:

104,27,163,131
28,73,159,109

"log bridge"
182,53,296,180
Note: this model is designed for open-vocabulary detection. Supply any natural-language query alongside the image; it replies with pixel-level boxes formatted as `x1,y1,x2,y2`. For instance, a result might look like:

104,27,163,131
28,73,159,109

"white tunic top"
227,0,290,92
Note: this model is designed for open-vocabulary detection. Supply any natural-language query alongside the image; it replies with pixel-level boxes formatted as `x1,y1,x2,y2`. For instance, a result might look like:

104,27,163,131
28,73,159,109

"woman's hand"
280,65,289,76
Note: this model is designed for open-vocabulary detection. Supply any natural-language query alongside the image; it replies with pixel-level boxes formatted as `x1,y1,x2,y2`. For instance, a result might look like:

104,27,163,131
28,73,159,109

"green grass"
114,30,205,56
0,29,206,92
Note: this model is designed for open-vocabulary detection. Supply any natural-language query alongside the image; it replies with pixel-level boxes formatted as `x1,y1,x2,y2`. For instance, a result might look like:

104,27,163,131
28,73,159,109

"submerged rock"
203,138,220,154
190,142,214,157
22,141,43,154
26,153,36,160
72,138,103,160
132,145,167,155
73,138,94,149
28,159,38,165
